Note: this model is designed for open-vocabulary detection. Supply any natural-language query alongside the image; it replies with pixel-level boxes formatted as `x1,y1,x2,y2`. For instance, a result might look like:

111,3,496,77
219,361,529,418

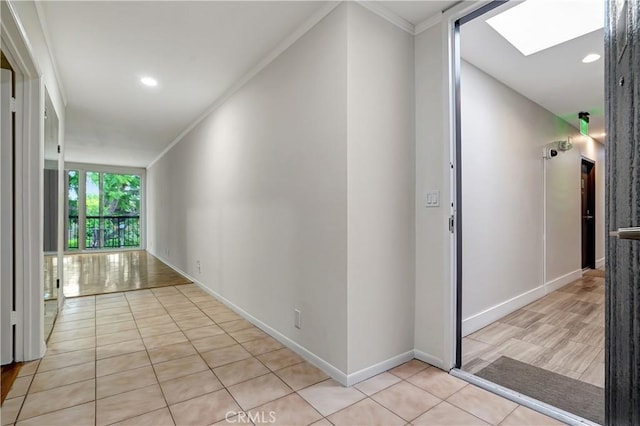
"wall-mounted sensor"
544,147,559,159
557,137,573,152
544,138,573,159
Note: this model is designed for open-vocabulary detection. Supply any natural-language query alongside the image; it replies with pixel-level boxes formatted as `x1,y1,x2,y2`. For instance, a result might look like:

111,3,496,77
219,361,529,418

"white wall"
7,0,67,360
148,3,419,382
147,5,349,373
460,61,605,334
546,132,605,276
413,23,453,368
346,3,415,375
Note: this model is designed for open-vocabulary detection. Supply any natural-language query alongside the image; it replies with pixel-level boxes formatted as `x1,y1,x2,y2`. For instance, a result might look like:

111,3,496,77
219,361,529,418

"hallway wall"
460,61,605,335
147,5,349,374
346,3,415,375
147,3,416,381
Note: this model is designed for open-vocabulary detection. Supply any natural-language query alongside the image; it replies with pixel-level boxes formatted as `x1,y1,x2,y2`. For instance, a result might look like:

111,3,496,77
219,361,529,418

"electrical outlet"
294,309,301,329
196,260,201,274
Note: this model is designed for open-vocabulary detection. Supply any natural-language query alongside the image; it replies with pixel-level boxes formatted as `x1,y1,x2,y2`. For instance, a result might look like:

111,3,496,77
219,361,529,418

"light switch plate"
425,190,440,207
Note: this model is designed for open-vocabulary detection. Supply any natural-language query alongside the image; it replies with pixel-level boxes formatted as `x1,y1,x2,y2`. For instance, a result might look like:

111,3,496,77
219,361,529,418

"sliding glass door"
66,167,143,251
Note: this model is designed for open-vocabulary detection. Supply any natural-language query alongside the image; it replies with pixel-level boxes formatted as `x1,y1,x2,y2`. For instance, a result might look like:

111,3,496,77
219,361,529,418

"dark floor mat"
476,356,603,424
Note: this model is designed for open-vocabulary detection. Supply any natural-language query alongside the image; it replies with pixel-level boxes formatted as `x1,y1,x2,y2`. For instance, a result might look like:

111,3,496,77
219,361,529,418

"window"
65,167,143,251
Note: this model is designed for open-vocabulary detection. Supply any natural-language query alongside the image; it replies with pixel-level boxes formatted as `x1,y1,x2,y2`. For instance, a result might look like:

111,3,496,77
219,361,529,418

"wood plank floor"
45,251,192,298
1,363,22,405
463,272,604,388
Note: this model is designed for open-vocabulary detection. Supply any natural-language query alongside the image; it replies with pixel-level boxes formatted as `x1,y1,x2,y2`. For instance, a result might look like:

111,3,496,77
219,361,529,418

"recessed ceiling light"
582,53,601,63
140,77,158,87
486,0,604,56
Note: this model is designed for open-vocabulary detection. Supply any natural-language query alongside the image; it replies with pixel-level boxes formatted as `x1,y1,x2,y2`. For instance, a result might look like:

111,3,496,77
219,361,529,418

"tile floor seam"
389,378,442,423
10,395,93,425
444,384,513,426
10,281,564,426
495,402,520,425
172,287,254,423
7,374,32,425
94,294,98,426
125,290,178,426
14,364,96,421
296,378,368,419
425,399,492,426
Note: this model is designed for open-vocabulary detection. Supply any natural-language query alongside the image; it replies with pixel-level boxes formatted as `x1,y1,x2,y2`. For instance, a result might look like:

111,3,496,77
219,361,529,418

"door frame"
443,1,603,424
2,0,46,361
442,0,507,372
581,157,596,269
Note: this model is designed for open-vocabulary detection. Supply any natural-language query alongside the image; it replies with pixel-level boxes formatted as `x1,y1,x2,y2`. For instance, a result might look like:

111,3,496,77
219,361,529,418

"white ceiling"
40,0,459,168
41,1,603,168
41,1,329,167
377,0,457,24
460,2,605,142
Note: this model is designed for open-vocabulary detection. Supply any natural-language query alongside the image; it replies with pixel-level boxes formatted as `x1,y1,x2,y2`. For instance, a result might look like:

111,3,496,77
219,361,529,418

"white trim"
3,1,41,78
355,1,414,34
65,162,145,175
461,268,582,336
65,247,143,255
462,285,546,336
33,1,67,107
149,251,350,385
146,1,341,169
2,0,46,362
150,251,424,387
346,351,414,386
451,369,599,426
443,0,508,368
414,13,442,35
414,349,446,370
547,269,583,292
596,257,605,269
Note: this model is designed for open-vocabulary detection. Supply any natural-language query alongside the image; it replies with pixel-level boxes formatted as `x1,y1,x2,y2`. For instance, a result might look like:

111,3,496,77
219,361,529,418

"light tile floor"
2,284,564,425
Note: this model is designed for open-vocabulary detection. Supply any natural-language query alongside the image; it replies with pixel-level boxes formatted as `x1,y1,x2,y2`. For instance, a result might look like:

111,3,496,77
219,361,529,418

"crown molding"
355,1,415,34
34,1,68,107
148,1,341,169
414,12,443,35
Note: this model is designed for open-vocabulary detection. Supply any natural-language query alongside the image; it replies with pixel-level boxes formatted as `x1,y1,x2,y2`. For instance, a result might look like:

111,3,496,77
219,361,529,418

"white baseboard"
462,269,584,337
150,250,440,386
346,351,414,386
413,349,445,370
596,258,605,269
545,269,583,293
462,286,546,336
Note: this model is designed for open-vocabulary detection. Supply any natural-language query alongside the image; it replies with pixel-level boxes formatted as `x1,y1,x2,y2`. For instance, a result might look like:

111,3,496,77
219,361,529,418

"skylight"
486,0,604,56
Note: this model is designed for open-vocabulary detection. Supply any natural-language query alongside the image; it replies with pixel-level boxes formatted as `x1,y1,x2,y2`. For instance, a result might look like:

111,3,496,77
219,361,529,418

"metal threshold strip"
449,369,600,426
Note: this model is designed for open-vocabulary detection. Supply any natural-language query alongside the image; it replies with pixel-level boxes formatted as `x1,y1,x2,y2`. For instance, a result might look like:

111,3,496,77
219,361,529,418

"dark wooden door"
581,159,596,269
605,0,640,424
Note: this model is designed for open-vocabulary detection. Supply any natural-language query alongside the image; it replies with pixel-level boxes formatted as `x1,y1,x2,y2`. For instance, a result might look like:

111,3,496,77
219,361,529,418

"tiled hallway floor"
2,284,563,425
